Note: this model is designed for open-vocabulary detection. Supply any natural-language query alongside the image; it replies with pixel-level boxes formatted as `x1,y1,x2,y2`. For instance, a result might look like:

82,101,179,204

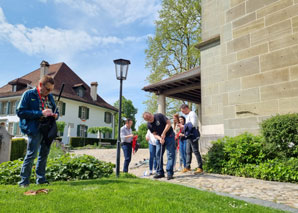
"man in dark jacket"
17,75,58,187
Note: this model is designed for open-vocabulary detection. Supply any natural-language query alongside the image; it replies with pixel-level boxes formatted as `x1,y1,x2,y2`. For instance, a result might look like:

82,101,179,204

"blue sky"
0,0,161,128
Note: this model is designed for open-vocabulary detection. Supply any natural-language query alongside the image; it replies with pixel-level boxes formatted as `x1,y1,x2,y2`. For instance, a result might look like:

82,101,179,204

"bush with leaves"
204,133,265,174
260,113,298,158
10,138,27,161
0,154,114,185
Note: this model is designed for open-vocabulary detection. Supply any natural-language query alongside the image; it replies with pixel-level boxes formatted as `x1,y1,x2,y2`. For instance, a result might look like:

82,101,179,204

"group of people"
16,74,203,187
119,103,203,180
143,104,203,180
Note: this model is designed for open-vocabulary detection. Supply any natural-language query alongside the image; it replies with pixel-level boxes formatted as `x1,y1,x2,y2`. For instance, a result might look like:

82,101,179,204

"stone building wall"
201,0,298,136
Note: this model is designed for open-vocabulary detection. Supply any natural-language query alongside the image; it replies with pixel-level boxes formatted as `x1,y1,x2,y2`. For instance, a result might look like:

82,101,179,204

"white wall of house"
0,96,116,144
58,97,115,144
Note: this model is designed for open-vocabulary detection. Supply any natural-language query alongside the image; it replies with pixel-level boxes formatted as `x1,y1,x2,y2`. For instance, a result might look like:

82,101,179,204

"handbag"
39,116,57,147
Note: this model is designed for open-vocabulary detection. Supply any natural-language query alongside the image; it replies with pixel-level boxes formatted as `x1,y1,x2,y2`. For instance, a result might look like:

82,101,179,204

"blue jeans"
19,132,51,185
149,143,157,171
121,143,132,172
179,139,187,168
155,134,176,176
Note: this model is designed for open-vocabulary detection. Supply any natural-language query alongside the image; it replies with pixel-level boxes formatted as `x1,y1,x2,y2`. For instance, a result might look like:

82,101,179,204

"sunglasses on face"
42,84,52,92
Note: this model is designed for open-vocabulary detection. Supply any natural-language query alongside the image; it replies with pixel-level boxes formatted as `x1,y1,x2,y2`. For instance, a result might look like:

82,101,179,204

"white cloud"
0,7,151,58
0,8,5,23
41,0,160,25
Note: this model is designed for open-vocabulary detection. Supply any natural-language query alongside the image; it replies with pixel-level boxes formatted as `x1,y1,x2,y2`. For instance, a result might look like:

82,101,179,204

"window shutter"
62,102,66,115
85,126,88,138
0,102,2,115
86,108,89,120
104,112,107,123
13,123,17,136
77,125,80,137
78,106,82,118
6,102,10,114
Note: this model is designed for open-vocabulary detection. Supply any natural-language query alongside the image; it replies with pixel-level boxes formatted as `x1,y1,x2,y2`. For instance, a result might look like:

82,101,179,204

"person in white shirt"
146,129,157,175
179,104,203,174
120,118,134,172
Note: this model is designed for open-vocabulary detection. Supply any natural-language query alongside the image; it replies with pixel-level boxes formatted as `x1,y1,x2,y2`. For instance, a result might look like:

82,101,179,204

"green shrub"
69,137,117,147
204,131,298,182
0,159,24,185
10,138,27,161
204,133,265,174
0,154,115,185
223,133,265,170
237,158,298,183
203,139,225,173
46,154,114,181
260,113,298,158
69,137,99,147
101,138,117,145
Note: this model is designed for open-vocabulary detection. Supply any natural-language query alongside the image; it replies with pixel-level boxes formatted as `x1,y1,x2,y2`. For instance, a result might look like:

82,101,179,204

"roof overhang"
142,67,201,104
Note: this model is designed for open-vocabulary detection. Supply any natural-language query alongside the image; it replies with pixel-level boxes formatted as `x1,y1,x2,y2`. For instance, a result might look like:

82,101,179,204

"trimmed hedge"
10,138,27,161
203,133,298,183
69,137,117,147
260,113,298,158
0,154,115,185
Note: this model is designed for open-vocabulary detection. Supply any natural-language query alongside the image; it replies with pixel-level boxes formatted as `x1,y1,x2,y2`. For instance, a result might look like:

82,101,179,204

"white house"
0,61,118,144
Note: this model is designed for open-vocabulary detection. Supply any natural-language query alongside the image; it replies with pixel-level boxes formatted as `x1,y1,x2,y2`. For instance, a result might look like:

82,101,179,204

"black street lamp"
114,58,131,177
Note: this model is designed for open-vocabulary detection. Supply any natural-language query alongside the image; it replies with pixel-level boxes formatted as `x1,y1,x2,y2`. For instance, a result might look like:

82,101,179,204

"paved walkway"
72,148,298,212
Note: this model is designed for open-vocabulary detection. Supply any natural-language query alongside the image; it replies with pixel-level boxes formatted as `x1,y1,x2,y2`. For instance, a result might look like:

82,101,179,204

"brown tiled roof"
0,62,118,112
8,78,32,85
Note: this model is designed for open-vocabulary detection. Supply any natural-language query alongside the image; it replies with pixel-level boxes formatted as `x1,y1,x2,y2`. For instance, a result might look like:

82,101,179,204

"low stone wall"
0,126,12,164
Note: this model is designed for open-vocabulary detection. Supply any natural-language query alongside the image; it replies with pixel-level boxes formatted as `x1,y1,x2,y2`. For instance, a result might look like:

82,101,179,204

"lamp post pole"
114,58,130,178
116,78,123,177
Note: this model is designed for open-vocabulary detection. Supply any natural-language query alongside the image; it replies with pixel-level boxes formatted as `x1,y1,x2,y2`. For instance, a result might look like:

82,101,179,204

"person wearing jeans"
17,75,58,187
146,129,157,174
143,112,176,180
180,104,203,174
179,116,187,168
155,134,176,179
120,118,134,173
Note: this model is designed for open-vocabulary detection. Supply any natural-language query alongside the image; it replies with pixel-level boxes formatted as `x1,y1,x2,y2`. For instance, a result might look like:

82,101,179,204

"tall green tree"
114,96,138,134
144,0,201,114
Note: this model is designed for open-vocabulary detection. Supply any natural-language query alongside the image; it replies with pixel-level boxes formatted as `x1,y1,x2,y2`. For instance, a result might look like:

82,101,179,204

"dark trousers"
121,143,132,172
186,138,203,169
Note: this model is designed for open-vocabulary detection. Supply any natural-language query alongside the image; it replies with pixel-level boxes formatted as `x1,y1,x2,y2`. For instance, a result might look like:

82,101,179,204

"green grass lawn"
0,175,283,213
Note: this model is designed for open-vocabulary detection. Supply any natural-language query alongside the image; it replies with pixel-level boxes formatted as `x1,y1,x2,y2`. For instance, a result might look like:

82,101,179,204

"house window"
2,102,8,115
76,88,85,98
8,122,13,135
57,102,66,116
0,102,3,115
9,101,16,115
77,125,88,137
104,112,112,123
78,106,89,120
12,85,17,92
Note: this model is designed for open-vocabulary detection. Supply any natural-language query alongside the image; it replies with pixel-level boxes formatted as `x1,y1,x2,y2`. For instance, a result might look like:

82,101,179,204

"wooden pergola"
142,67,201,113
